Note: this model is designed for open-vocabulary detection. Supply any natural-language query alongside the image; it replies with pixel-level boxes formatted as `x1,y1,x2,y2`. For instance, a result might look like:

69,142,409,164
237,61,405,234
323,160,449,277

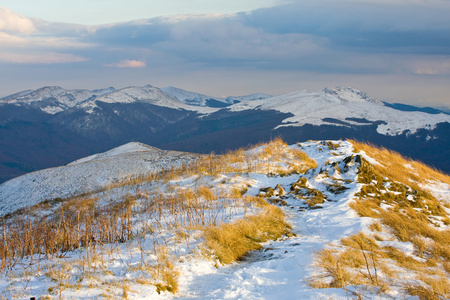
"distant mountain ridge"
161,86,272,108
1,84,449,183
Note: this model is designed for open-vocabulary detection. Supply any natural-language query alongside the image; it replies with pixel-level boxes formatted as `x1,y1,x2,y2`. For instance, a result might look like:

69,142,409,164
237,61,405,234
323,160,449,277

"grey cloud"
77,15,333,70
72,13,393,74
239,1,450,54
2,1,450,100
83,19,171,46
67,0,450,75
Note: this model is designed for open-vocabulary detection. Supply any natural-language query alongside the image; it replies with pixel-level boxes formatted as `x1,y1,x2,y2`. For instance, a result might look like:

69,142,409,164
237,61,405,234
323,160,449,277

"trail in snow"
171,141,375,299
1,140,446,299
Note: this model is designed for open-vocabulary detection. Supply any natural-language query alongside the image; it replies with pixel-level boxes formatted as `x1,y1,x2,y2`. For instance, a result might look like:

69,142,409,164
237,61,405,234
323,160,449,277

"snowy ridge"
0,86,115,114
322,86,383,105
161,86,272,107
161,86,225,107
0,142,201,216
1,84,448,135
69,142,160,165
229,87,450,136
0,140,448,299
0,85,219,114
92,85,218,113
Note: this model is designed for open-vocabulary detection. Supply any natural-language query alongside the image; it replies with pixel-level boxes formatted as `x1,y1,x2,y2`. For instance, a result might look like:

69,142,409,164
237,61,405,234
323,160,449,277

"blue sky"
0,0,449,107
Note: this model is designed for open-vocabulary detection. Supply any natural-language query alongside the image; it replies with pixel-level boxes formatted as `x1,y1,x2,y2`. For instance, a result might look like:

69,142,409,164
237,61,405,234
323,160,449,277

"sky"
0,0,449,107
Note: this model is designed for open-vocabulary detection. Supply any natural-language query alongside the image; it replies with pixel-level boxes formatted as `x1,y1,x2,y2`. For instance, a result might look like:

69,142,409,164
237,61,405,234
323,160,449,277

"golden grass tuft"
311,233,394,293
203,205,291,264
309,248,354,288
350,140,450,189
152,246,179,294
196,186,217,201
404,273,450,300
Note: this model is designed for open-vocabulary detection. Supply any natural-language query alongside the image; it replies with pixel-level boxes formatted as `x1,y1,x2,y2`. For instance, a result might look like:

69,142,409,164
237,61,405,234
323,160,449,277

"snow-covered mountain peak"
0,86,116,114
94,85,208,112
1,139,448,299
0,142,201,215
1,86,64,103
162,86,273,107
229,87,450,136
69,142,159,165
321,87,383,105
161,86,218,106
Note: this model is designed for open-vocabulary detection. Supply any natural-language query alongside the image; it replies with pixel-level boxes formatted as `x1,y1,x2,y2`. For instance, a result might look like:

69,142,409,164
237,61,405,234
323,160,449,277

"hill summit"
0,139,448,299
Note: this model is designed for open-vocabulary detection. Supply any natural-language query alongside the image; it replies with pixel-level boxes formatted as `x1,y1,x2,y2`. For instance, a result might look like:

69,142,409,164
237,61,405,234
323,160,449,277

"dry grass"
0,196,134,271
203,205,291,264
404,273,450,300
311,233,393,293
311,141,450,299
152,246,179,294
350,140,450,188
310,248,354,288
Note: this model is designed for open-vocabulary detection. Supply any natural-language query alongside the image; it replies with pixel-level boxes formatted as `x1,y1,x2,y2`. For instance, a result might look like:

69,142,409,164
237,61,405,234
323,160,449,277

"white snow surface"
0,140,447,299
76,85,218,114
0,86,115,113
161,86,226,107
2,85,448,136
0,85,216,114
229,87,450,136
0,142,201,216
161,86,272,107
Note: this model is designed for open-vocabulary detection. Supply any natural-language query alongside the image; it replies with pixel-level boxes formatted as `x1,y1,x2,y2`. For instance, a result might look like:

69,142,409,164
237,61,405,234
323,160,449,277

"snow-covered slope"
161,86,225,107
0,86,115,114
3,84,447,137
1,140,448,299
230,86,450,136
0,85,217,114
0,142,201,216
161,86,272,107
95,85,193,109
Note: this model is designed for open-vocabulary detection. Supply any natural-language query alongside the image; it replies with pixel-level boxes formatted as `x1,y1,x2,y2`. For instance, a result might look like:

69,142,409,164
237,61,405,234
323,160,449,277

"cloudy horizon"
1,1,449,107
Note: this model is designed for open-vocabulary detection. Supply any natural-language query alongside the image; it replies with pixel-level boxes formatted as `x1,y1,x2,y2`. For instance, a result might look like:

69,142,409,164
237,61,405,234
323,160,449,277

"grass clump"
310,233,394,294
350,140,450,189
404,273,450,300
152,247,179,294
203,205,291,264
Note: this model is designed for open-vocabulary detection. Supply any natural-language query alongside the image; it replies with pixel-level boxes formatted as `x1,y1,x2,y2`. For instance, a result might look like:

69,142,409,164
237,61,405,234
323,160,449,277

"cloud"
0,6,35,34
105,59,146,68
0,52,88,64
77,2,450,73
239,1,450,55
0,3,449,106
410,58,450,75
0,32,26,46
0,31,93,49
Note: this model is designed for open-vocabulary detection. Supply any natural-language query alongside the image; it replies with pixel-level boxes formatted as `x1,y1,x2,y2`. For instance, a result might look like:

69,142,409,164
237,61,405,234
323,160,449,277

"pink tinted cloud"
0,6,35,34
105,60,147,68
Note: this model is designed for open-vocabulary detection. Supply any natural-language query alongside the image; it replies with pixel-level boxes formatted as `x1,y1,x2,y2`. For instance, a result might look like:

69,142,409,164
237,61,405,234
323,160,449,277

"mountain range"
1,84,449,183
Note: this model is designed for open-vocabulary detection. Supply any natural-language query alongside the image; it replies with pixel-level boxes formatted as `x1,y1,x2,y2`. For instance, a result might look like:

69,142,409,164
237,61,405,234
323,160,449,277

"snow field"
0,139,449,299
